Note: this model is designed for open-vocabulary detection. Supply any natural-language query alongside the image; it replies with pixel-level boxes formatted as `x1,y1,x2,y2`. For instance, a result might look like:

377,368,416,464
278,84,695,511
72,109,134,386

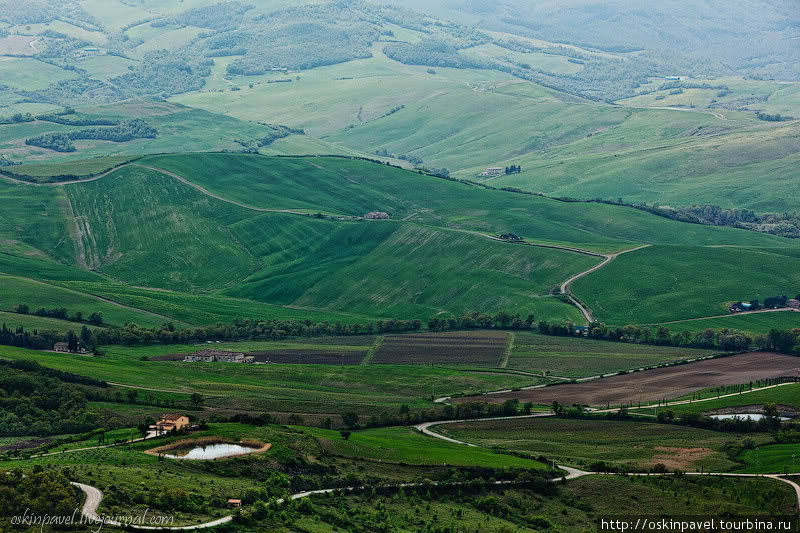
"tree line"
756,111,795,122
14,303,104,325
6,305,800,356
25,119,157,152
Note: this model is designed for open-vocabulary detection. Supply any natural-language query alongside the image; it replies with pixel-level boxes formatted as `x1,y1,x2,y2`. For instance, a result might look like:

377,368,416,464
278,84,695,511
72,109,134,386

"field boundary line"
360,335,384,365
105,382,226,397
0,273,193,327
500,332,514,368
135,164,348,218
648,307,800,326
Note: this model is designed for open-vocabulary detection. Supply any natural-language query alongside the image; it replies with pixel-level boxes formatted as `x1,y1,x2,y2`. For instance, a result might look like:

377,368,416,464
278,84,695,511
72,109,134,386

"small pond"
708,413,791,421
163,443,260,460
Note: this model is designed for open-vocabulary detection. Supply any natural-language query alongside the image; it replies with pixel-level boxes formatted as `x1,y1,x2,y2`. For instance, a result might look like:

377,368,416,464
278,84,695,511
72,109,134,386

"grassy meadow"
655,310,800,335
573,245,800,324
3,153,800,329
300,426,546,469
0,344,547,414
438,417,770,472
631,383,800,416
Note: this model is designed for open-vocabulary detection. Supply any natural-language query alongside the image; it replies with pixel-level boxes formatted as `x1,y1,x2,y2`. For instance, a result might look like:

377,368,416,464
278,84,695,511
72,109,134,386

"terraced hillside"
3,153,800,328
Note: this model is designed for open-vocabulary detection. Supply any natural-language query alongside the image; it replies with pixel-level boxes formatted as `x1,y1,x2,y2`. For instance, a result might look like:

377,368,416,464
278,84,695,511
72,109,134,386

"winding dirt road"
417,416,800,512
559,244,650,323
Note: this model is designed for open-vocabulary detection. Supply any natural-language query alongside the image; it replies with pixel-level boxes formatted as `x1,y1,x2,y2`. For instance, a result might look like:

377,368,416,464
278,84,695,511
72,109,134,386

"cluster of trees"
575,198,800,239
656,402,787,435
235,124,305,149
375,148,423,166
156,1,253,31
0,112,34,125
217,3,388,75
110,50,212,99
732,295,797,312
0,154,19,166
0,323,98,352
756,111,795,122
0,468,82,525
35,112,119,126
384,38,490,70
14,303,104,325
0,361,99,437
25,119,157,152
504,165,522,174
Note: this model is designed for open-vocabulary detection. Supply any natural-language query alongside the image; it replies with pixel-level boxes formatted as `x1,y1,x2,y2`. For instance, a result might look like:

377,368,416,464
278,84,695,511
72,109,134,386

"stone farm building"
480,167,504,177
53,342,70,353
184,350,255,363
365,211,390,219
153,414,190,433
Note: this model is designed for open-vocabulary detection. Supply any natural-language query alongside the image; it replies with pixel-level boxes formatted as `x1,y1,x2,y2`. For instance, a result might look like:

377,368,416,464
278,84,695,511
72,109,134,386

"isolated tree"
127,389,138,404
340,430,351,441
341,411,360,429
65,330,79,353
80,325,94,348
87,312,104,326
190,393,204,407
764,403,778,418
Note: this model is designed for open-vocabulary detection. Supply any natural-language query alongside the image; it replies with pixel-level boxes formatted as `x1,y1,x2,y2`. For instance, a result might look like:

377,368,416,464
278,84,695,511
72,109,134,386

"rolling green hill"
573,245,800,324
3,153,800,328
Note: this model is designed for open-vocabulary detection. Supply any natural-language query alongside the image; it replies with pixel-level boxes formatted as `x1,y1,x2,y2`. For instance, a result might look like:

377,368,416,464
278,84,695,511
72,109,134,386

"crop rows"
372,331,507,366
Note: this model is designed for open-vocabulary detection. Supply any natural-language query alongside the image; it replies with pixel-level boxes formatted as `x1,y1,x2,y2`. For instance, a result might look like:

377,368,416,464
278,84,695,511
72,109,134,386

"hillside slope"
3,154,800,327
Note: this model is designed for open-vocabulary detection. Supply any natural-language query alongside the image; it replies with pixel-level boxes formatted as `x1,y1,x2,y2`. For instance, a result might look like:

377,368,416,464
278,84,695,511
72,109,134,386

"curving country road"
416,416,800,512
69,406,799,530
559,244,651,324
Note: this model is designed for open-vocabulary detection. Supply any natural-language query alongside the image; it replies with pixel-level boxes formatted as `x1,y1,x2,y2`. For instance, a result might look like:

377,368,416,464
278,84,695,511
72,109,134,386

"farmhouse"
365,211,390,219
53,342,70,353
789,299,800,309
499,233,523,242
184,350,254,363
228,499,242,508
480,167,504,177
154,414,190,433
729,302,752,313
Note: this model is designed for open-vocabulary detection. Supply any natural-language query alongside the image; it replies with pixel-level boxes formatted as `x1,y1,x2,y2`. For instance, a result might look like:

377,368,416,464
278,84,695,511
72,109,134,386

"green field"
655,311,800,335
507,332,715,378
632,383,800,416
8,156,135,178
0,275,170,328
301,426,546,469
737,443,800,475
574,245,800,324
0,345,547,414
439,417,770,472
0,310,102,334
4,153,800,328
